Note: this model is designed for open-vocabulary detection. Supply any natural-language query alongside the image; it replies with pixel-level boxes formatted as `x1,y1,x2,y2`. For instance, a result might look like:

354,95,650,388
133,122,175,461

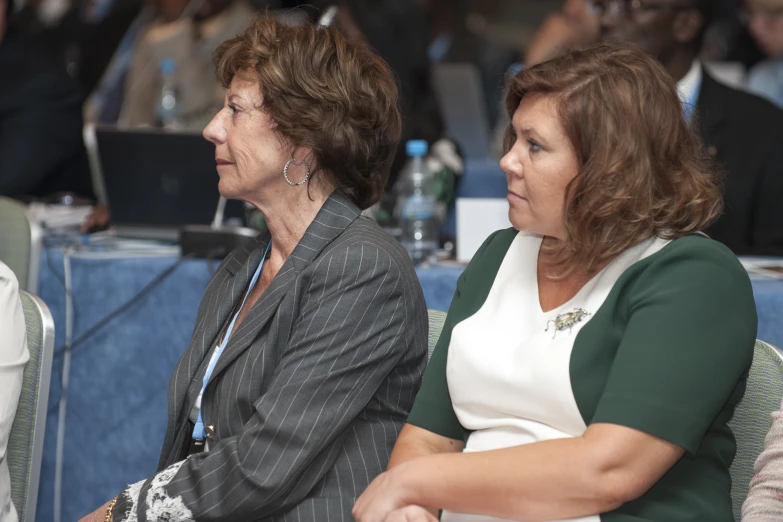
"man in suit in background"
597,0,783,256
0,0,94,201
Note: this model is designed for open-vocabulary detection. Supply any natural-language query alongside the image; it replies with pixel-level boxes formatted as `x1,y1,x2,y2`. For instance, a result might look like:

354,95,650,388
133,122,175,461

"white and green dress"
407,229,757,522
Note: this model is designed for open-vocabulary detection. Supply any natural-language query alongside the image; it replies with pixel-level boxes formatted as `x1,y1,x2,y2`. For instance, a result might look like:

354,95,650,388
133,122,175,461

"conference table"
34,238,783,522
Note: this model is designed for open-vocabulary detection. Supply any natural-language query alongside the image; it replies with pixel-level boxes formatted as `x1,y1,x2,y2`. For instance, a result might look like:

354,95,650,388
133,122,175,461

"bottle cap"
406,140,428,157
159,58,176,75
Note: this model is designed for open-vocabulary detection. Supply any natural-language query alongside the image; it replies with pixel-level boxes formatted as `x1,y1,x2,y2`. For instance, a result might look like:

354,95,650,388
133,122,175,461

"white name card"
456,198,512,263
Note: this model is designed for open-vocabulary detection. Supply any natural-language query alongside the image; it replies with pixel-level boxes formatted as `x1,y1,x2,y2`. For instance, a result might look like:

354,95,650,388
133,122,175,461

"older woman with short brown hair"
80,10,427,522
354,43,757,522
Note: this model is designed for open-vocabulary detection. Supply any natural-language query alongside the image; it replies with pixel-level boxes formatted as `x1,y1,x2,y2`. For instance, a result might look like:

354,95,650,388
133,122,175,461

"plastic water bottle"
157,59,182,129
398,140,439,265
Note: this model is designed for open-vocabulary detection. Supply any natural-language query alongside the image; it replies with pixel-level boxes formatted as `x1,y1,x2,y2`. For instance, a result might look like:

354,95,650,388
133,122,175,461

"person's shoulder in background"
704,68,783,130
747,58,783,109
0,28,85,113
0,28,94,199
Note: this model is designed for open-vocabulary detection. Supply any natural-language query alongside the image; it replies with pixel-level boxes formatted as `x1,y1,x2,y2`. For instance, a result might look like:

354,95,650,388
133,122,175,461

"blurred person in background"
328,0,463,229
597,0,783,256
332,0,457,187
524,0,599,66
79,11,426,522
490,0,598,157
116,0,255,129
14,0,145,98
743,0,783,107
84,0,192,124
0,262,29,522
0,0,94,201
418,0,518,127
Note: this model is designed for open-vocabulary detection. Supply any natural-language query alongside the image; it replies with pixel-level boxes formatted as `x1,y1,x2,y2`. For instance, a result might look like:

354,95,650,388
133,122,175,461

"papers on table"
25,203,92,231
456,198,511,263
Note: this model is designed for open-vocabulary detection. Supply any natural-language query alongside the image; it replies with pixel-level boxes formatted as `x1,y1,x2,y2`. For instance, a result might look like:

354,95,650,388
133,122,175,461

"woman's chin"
217,179,240,200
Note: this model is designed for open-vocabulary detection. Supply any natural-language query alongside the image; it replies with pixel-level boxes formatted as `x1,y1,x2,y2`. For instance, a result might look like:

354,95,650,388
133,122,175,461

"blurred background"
3,0,780,249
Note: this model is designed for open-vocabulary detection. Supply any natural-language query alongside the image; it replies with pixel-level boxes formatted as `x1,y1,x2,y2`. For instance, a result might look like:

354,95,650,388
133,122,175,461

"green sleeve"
591,239,757,455
407,229,517,441
405,302,466,440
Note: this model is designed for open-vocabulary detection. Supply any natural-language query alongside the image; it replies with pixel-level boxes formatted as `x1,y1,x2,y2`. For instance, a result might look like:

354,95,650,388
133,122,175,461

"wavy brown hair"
504,43,722,275
214,10,402,209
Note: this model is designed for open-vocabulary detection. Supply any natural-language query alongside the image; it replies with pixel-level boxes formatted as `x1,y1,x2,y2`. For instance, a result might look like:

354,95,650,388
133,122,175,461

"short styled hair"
214,10,402,209
504,43,722,275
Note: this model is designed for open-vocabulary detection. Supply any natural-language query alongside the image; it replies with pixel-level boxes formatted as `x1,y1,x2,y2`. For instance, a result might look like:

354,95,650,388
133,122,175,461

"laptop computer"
94,127,244,240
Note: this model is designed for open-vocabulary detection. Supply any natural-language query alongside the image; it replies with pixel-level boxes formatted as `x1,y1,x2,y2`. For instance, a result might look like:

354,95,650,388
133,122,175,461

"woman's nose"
500,150,522,178
203,111,226,145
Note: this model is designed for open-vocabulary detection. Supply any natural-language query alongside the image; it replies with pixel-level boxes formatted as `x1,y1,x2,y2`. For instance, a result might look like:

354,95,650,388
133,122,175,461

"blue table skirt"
35,248,783,521
37,249,215,522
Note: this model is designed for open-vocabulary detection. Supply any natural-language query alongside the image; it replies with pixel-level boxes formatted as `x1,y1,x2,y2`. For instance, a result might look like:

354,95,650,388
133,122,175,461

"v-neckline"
530,236,618,316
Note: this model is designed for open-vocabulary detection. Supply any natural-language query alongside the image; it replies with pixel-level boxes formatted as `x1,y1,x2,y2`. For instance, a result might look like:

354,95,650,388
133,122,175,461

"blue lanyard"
682,76,702,122
192,241,271,441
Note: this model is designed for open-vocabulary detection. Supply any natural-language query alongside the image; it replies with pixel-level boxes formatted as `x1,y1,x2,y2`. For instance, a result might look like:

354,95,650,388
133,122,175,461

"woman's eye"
228,103,239,114
528,139,541,153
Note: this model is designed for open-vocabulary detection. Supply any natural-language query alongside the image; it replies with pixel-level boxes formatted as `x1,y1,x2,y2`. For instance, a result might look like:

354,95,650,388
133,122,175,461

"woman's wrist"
392,456,432,507
104,496,118,522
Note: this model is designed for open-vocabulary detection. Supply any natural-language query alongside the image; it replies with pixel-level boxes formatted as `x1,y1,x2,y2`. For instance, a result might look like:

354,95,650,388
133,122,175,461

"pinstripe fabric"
112,190,428,521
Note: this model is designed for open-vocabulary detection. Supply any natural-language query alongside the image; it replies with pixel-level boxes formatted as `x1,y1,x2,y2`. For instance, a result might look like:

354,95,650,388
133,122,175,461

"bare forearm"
355,424,681,522
397,437,627,522
387,431,463,469
386,427,465,518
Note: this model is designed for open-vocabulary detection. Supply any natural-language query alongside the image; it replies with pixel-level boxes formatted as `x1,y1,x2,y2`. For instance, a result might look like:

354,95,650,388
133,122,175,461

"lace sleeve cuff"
111,461,193,522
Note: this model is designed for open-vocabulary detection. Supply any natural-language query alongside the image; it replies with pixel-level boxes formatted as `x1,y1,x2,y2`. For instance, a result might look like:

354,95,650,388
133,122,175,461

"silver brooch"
545,308,591,338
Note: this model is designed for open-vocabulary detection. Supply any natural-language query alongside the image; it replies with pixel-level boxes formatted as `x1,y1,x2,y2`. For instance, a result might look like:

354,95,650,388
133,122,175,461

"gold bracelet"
105,497,118,522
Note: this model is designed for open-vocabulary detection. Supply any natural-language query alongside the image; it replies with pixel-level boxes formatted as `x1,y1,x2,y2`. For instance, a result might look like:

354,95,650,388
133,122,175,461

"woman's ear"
291,147,315,167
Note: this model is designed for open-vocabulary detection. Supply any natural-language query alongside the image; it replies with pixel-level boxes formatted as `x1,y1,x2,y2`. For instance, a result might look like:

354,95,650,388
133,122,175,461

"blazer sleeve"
112,242,419,521
742,396,783,521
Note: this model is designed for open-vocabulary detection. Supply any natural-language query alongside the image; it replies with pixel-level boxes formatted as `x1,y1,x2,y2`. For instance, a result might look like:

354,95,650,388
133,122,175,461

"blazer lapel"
695,70,727,154
207,190,362,384
174,235,268,426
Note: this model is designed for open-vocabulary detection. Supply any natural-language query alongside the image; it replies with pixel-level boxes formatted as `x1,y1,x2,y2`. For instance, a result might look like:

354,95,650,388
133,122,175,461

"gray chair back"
8,290,54,522
427,309,447,363
729,340,783,521
0,197,42,294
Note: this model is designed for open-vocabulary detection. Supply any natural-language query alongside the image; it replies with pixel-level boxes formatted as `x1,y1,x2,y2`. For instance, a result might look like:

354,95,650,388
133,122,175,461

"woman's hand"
81,203,110,233
353,465,416,522
78,500,113,522
384,506,439,522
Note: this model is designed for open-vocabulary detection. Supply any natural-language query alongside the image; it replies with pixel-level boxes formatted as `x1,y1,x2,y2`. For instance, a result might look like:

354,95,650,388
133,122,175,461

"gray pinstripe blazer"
113,190,428,521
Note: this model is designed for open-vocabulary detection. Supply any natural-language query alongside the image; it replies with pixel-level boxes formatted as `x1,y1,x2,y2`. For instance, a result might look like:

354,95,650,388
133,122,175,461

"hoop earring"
284,158,310,186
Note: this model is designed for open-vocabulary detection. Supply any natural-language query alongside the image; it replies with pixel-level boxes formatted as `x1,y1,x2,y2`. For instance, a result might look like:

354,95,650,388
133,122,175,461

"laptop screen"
95,128,244,229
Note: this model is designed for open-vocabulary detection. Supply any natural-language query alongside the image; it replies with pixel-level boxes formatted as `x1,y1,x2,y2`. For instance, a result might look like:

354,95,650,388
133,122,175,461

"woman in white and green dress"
354,43,758,522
